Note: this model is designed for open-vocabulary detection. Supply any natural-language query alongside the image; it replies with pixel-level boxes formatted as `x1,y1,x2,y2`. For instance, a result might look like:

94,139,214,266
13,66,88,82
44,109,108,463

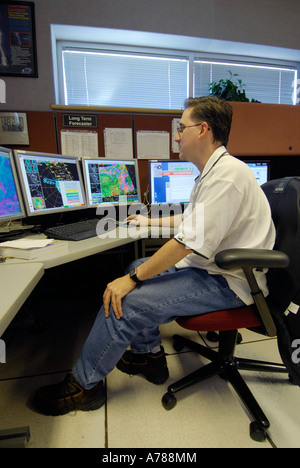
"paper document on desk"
0,238,68,260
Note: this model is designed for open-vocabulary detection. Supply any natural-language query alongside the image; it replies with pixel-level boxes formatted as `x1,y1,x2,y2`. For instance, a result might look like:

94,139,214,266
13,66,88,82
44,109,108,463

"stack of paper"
0,238,68,260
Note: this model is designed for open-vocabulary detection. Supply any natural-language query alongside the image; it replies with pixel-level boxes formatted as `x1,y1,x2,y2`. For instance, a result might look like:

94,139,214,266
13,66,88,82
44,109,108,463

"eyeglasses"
176,122,203,135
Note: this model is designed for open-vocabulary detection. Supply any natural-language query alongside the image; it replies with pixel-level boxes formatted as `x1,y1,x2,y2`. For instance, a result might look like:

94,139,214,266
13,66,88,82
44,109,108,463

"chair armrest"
215,248,289,337
215,248,289,271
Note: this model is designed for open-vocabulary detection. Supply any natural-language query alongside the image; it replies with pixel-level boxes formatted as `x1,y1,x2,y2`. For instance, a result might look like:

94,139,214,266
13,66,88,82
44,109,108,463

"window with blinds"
59,44,298,108
194,61,297,105
62,49,189,109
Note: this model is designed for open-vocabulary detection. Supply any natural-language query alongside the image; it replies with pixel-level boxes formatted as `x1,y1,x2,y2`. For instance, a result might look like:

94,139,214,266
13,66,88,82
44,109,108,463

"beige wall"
1,0,300,111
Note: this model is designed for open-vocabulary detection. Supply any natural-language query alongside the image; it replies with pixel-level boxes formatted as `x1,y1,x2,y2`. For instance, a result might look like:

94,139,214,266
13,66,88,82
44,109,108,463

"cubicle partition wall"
54,109,182,199
3,103,300,199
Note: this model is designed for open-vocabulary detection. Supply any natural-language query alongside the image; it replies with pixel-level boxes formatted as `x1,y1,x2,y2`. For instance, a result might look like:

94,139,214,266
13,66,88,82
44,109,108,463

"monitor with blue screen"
149,159,270,206
14,150,86,216
148,159,200,205
244,161,270,186
83,158,141,207
0,146,25,222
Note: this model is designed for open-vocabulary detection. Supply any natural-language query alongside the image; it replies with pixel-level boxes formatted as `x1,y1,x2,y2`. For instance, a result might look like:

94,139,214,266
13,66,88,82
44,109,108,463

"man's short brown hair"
185,96,233,147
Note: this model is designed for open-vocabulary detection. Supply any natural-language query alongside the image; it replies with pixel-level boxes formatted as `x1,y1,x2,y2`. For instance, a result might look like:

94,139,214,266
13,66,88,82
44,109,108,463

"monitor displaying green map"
83,158,141,207
14,150,86,216
0,146,25,222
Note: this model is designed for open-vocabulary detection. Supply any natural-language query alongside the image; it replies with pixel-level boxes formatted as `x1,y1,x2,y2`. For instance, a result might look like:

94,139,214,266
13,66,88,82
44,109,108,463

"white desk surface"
0,262,44,336
4,226,150,269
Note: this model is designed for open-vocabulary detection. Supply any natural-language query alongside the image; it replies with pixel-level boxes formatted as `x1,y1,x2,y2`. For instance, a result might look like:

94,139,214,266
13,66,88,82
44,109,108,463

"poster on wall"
0,1,38,77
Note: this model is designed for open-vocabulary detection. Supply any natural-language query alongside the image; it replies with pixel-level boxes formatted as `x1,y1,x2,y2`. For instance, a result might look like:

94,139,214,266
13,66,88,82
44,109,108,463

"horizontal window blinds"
62,49,188,109
194,61,296,104
60,45,297,108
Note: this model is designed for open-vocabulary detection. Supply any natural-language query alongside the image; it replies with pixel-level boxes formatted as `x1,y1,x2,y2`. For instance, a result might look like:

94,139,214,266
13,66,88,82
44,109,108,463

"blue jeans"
73,258,245,389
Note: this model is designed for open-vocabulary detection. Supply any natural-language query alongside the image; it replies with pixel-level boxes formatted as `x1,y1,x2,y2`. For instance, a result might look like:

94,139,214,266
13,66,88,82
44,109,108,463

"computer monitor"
244,160,270,186
0,146,25,222
14,150,86,216
83,158,141,207
148,159,200,205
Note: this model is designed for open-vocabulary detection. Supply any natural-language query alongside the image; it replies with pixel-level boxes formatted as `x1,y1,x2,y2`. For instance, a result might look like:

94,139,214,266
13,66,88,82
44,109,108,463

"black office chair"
162,177,300,442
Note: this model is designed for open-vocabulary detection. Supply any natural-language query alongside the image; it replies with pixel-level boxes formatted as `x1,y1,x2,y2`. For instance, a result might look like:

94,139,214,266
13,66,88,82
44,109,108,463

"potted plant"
209,71,260,102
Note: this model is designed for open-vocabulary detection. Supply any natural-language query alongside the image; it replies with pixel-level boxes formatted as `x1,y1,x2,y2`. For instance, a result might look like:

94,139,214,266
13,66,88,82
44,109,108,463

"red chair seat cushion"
176,306,262,332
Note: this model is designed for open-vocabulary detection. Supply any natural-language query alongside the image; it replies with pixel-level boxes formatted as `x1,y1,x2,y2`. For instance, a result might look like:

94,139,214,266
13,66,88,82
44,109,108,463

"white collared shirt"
175,146,276,305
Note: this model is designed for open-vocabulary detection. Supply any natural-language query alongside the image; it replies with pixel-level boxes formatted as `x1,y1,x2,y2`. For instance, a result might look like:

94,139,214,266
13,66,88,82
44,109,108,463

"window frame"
55,40,299,108
193,57,298,104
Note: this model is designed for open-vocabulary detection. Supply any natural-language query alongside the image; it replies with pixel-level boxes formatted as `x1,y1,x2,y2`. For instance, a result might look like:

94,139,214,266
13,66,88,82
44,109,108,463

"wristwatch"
129,267,142,284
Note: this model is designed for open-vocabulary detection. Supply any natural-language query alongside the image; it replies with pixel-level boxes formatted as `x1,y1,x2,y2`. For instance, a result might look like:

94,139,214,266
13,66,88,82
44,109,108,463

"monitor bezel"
0,146,26,222
148,158,200,205
82,157,142,208
13,149,87,217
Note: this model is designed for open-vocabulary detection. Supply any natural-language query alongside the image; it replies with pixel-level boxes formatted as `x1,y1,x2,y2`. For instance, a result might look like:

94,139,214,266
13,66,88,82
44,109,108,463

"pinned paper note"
137,131,170,159
61,130,98,157
104,128,133,159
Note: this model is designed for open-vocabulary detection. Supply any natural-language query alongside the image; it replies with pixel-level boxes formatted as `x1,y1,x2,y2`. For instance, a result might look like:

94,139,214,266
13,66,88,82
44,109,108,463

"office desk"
1,225,172,334
1,226,151,333
5,225,149,269
0,263,44,337
0,263,44,447
0,225,170,446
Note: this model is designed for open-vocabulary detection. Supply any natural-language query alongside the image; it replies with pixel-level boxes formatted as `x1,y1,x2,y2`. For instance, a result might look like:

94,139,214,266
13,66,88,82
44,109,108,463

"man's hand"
126,214,150,226
103,239,192,320
103,275,136,320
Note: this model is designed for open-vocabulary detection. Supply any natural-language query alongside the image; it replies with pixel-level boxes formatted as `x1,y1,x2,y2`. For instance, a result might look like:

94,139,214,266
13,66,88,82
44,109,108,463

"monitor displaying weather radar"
14,150,86,216
0,146,25,222
83,158,141,207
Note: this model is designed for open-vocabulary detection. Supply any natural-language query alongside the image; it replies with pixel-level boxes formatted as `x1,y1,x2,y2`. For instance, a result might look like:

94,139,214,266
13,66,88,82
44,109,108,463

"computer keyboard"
44,218,102,241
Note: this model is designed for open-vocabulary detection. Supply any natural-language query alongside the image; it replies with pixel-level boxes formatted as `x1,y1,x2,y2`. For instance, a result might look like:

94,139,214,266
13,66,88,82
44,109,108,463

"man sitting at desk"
33,96,275,415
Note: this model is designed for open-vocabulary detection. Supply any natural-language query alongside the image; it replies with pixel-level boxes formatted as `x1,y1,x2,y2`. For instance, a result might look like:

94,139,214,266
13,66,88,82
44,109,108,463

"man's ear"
201,122,210,134
198,122,210,138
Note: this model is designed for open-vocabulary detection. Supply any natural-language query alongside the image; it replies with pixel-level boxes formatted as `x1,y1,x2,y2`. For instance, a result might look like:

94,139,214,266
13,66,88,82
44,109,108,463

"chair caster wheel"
173,341,185,352
288,373,300,386
205,331,243,344
162,392,177,410
249,421,267,442
206,331,219,342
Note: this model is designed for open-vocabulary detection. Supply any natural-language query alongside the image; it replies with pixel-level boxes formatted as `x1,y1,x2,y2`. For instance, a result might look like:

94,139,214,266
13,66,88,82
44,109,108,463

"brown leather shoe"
116,346,169,384
33,373,106,416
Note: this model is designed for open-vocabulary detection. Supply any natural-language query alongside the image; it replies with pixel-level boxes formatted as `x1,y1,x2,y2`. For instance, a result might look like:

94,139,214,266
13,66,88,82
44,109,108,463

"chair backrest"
262,177,300,313
262,177,300,384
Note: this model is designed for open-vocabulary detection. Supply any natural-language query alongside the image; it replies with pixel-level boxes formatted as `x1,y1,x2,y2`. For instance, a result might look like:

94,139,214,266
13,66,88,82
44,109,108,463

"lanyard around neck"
199,150,228,184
